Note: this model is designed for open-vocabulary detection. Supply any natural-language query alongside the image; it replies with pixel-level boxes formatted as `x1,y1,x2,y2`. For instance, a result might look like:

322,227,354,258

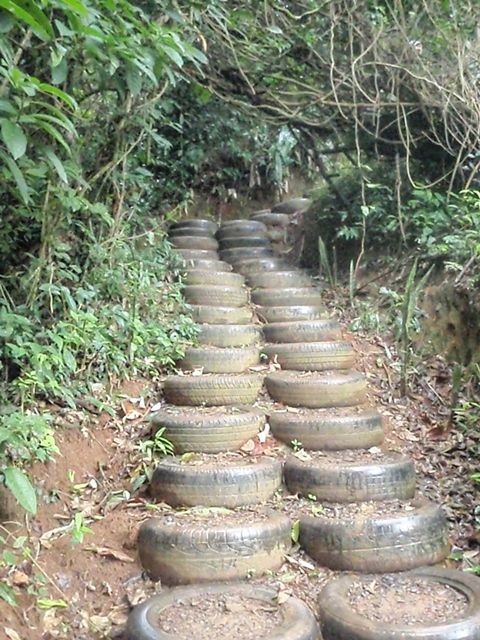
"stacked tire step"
137,218,292,586
129,215,473,640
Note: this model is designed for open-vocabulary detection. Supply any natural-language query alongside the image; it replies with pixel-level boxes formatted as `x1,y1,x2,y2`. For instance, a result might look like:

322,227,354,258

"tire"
263,341,355,371
251,211,291,227
257,306,326,323
220,247,274,262
127,583,319,640
284,453,416,502
299,500,449,572
183,285,248,307
269,409,384,450
179,345,260,373
197,324,263,347
179,259,232,272
171,236,219,251
266,371,367,408
247,271,313,289
232,257,289,275
219,236,271,249
170,219,218,234
189,305,253,324
252,288,323,307
151,457,282,507
169,227,214,238
318,568,480,640
138,512,291,584
184,270,245,287
163,374,263,406
151,408,265,453
263,320,342,343
175,249,218,261
217,220,268,238
272,198,311,214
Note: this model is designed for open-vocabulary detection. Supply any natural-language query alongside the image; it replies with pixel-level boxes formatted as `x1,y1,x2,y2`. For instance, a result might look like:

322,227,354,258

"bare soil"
272,494,420,520
169,444,287,465
291,449,398,465
157,504,272,528
158,592,282,639
347,574,469,625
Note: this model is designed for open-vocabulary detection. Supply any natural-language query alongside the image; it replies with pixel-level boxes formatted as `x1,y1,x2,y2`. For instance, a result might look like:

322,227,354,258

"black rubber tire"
232,257,289,275
171,235,219,251
217,220,268,237
269,409,384,450
284,453,416,502
219,235,271,249
299,500,449,572
220,246,274,262
175,249,218,261
272,198,311,214
170,219,218,234
184,270,245,287
266,371,367,408
257,306,326,323
189,305,253,324
183,285,248,307
251,211,291,227
163,374,263,406
169,227,214,238
179,259,232,272
263,320,342,343
252,288,323,307
247,271,313,289
151,457,282,507
138,512,291,584
319,568,480,640
127,582,320,640
197,324,263,347
151,408,264,453
179,345,260,373
263,341,355,371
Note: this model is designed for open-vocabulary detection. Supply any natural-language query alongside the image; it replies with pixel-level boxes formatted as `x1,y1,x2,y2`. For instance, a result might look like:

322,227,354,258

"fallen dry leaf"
11,570,30,587
86,545,134,563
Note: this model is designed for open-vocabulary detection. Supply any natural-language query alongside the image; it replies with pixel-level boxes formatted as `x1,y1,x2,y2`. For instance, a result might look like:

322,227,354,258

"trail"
1,206,477,639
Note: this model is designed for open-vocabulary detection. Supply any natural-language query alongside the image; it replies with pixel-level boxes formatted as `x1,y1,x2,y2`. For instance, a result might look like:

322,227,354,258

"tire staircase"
126,214,480,639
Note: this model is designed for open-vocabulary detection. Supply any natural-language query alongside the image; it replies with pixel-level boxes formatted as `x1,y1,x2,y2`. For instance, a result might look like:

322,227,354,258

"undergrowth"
0,205,198,513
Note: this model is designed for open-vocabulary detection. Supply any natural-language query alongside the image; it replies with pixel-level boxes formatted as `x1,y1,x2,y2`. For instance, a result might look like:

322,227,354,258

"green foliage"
0,411,57,513
130,427,174,490
71,512,93,545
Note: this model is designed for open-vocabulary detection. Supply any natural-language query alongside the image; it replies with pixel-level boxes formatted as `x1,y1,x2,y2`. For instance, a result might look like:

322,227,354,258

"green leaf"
51,57,68,85
37,598,68,610
126,63,142,95
291,519,300,543
0,582,17,606
1,119,27,159
42,146,68,183
57,0,88,17
0,98,17,115
38,83,77,110
0,149,30,202
162,45,184,67
3,467,37,514
0,0,53,41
